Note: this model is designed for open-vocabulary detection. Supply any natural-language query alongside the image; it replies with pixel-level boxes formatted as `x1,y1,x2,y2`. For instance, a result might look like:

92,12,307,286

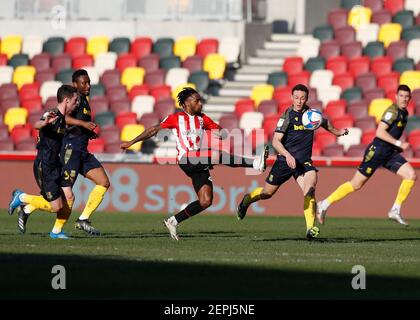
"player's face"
395,90,411,109
65,93,79,115
186,93,203,114
73,75,91,96
291,90,308,112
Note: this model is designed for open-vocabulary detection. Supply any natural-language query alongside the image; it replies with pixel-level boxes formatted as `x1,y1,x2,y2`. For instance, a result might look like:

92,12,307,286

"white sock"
23,205,31,214
51,227,61,234
18,193,27,202
320,199,330,210
169,216,178,226
391,204,401,212
78,215,89,220
252,158,259,170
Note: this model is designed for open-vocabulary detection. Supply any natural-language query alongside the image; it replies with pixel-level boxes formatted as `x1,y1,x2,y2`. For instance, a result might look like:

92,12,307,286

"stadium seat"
144,69,166,88
22,35,43,59
138,112,160,128
121,67,145,91
345,144,367,157
128,84,149,101
131,95,155,119
341,0,361,10
116,112,137,130
219,114,239,132
348,56,370,77
317,85,342,106
335,26,356,45
30,53,51,72
82,66,99,85
187,71,209,93
250,84,274,106
364,0,383,13
0,66,14,86
401,26,420,41
331,114,354,129
110,98,131,114
42,37,65,56
326,56,348,76
386,40,407,62
219,37,241,64
94,52,117,75
87,36,109,59
1,35,23,59
324,100,347,119
131,37,153,60
235,99,255,118
95,111,115,128
347,100,369,119
99,125,120,144
341,86,363,102
337,127,362,150
4,107,28,131
322,143,345,156
0,97,20,113
369,98,393,122
272,20,289,33
72,54,94,69
363,41,385,58
150,84,172,102
55,68,74,84
154,99,175,121
116,53,138,73
239,112,264,135
384,0,404,15
400,71,420,90
165,68,190,90
139,54,160,73
372,9,393,25
364,88,385,103
12,66,36,89
19,82,39,101
203,54,226,80
378,72,400,92
44,96,58,109
393,57,415,73
267,71,288,87
328,8,349,30
288,71,310,87
109,37,131,55
153,38,174,58
174,36,197,62
182,55,203,73
196,38,218,58
51,53,72,73
0,138,14,151
257,100,278,116
333,72,355,90
356,23,380,47
341,41,363,59
65,37,87,58
406,0,420,15
319,41,341,60
159,56,181,71
34,69,54,86
10,124,31,144
310,70,334,91
304,57,326,72
313,25,335,42
87,138,105,153
393,10,415,28
283,57,304,75
371,56,393,77
8,54,29,68
407,39,420,64
348,6,372,30
106,85,127,103
0,54,7,66
0,124,9,139
405,116,420,134
355,72,377,93
315,130,337,149
379,23,402,47
90,96,109,115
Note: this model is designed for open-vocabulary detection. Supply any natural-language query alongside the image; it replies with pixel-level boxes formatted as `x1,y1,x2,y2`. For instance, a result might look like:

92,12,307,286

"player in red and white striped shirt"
121,87,268,241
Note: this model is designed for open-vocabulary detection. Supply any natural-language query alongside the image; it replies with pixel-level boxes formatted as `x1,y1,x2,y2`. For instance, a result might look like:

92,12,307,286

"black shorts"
179,157,213,193
266,158,318,186
358,144,407,177
33,158,62,202
60,141,102,187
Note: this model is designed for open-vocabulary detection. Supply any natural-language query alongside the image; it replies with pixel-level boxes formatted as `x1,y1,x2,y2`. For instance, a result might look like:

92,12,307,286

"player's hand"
401,142,410,151
285,154,296,169
83,121,97,131
44,113,58,125
120,141,132,150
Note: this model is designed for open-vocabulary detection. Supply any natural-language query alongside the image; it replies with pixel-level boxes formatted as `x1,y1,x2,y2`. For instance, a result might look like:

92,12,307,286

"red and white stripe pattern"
160,111,220,160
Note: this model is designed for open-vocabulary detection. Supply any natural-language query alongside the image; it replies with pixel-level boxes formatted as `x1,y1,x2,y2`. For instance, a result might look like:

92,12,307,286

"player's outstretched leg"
8,189,24,215
252,145,269,172
17,206,29,234
388,178,415,226
164,218,179,241
237,187,263,220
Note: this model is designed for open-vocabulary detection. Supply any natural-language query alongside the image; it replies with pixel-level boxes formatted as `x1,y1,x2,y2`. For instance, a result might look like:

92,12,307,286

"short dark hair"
397,84,411,95
291,84,309,97
72,69,89,83
57,85,77,103
177,87,199,107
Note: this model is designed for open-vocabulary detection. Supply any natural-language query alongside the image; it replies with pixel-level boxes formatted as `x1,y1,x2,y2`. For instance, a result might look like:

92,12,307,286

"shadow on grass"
1,253,419,299
255,237,420,243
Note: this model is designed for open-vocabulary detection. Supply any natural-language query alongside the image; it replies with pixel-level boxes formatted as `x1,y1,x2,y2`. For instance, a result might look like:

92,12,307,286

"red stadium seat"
322,143,344,157
371,56,393,77
196,38,218,58
30,53,51,72
72,54,93,69
182,55,203,73
219,113,239,132
356,117,378,132
21,96,42,114
15,138,36,151
332,114,354,129
384,0,404,15
355,72,377,93
319,41,341,60
346,144,367,157
327,8,349,30
0,54,7,66
110,98,131,114
10,124,32,144
326,56,348,76
51,53,72,73
90,96,110,115
288,71,310,87
364,0,383,13
0,138,14,151
0,124,9,139
0,84,18,100
35,69,55,85
99,125,120,144
408,135,420,150
341,41,362,60
104,142,122,153
131,37,153,60
335,26,356,45
144,69,166,88
333,72,355,90
312,141,322,156
87,138,105,153
372,9,393,25
138,112,160,128
258,99,278,117
138,54,160,73
315,131,337,149
263,115,279,140
364,88,385,104
106,85,127,103
27,111,44,127
324,100,347,120
154,98,175,121
0,97,20,113
116,53,138,73
149,84,171,102
100,69,121,89
386,40,407,62
128,84,149,101
115,111,137,129
283,57,304,75
273,86,292,104
348,56,370,78
19,82,40,101
377,72,400,93
235,99,255,118
65,37,87,58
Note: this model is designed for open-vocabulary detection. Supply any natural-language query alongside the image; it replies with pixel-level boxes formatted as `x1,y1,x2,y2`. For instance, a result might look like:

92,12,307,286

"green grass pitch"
1,210,420,299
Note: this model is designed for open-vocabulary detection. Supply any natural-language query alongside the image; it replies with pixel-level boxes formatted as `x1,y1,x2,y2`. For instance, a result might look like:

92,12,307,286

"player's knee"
65,193,75,204
199,197,212,209
261,192,273,199
405,171,417,181
305,187,316,197
101,179,110,189
51,202,63,213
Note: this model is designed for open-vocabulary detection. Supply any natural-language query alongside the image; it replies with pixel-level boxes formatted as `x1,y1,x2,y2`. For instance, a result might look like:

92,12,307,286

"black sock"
174,200,204,223
219,151,253,168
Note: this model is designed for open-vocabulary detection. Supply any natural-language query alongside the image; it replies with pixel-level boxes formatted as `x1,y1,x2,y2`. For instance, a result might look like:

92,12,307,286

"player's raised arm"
34,111,58,129
120,124,162,150
320,118,349,137
376,121,410,151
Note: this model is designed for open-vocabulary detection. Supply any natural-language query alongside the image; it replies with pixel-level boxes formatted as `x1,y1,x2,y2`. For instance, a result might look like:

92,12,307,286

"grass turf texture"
0,210,420,299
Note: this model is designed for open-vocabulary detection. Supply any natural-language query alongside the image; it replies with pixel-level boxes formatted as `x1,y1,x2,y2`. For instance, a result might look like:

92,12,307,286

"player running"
236,84,349,239
120,87,268,241
8,85,78,238
317,85,416,226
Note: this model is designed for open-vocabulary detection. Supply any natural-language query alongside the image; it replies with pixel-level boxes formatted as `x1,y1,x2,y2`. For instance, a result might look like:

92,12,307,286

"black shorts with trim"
266,157,318,186
179,157,213,193
60,140,102,187
33,158,62,202
358,144,407,177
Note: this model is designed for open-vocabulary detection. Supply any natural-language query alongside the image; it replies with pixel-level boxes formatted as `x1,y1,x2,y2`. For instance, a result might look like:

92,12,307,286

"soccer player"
317,85,416,226
8,85,78,238
120,87,268,241
236,84,349,239
60,69,110,236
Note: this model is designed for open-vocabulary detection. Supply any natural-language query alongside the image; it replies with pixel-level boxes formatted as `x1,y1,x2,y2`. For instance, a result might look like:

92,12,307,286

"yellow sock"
52,199,73,234
395,179,415,206
243,187,263,206
22,194,55,213
304,196,316,230
326,182,355,206
79,185,108,220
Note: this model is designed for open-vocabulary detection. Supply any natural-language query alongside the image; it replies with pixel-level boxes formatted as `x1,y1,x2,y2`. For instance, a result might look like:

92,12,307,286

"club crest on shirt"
384,112,393,121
